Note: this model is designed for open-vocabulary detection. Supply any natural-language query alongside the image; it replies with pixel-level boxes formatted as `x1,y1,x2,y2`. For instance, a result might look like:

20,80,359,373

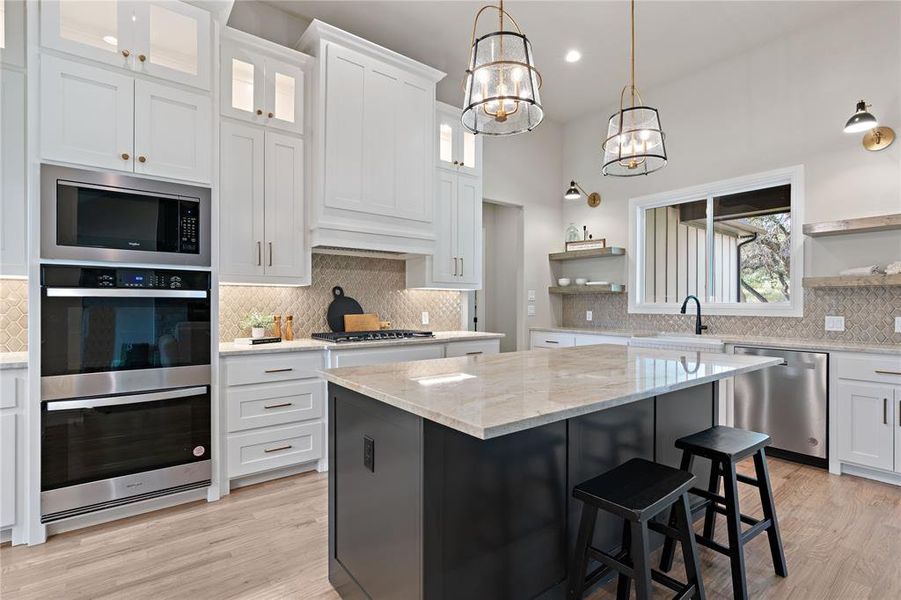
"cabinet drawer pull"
265,368,293,374
884,398,889,425
257,241,262,266
465,351,483,355
459,257,463,277
263,444,293,453
263,402,293,410
898,400,900,427
875,370,901,376
269,242,273,267
544,340,559,344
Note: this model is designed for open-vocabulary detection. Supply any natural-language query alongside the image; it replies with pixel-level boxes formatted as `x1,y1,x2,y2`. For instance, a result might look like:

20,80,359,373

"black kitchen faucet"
680,295,708,335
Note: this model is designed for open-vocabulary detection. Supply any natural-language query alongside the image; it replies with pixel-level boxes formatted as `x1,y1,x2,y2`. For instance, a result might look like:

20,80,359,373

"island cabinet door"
655,384,716,502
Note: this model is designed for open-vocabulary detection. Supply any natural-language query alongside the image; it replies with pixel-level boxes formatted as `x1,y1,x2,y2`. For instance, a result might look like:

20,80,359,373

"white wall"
480,202,523,352
227,1,310,48
562,2,901,280
482,120,565,349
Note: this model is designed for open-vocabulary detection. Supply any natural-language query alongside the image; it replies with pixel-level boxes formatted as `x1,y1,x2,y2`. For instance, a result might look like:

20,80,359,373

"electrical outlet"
824,316,845,332
528,289,536,302
895,317,901,334
527,304,536,316
421,311,429,325
363,435,375,472
586,310,593,321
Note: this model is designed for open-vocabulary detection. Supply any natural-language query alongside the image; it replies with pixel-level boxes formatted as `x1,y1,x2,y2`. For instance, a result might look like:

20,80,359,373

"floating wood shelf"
802,273,901,288
548,284,625,295
548,247,626,261
802,213,901,237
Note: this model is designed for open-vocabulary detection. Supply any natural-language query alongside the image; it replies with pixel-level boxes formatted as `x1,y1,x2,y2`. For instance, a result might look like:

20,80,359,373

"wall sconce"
844,99,895,151
563,180,601,207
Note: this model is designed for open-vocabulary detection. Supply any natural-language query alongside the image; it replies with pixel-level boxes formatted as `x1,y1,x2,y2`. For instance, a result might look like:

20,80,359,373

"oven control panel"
41,265,211,291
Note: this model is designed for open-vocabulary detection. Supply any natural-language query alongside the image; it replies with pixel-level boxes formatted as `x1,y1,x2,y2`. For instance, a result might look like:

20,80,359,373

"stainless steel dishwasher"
733,347,828,467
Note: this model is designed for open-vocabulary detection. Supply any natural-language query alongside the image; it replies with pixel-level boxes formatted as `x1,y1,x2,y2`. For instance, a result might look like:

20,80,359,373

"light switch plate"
528,289,536,302
586,310,593,321
824,316,845,332
527,304,536,316
421,311,429,325
895,317,901,333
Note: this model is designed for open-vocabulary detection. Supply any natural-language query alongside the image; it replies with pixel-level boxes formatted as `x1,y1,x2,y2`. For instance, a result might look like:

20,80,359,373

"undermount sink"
629,333,725,351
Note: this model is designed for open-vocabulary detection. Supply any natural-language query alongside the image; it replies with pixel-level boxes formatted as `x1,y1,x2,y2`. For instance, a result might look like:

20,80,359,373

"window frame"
627,165,805,317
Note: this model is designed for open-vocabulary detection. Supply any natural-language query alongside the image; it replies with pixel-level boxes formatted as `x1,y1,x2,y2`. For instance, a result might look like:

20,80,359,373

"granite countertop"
219,331,504,356
0,352,29,370
321,344,781,439
531,327,901,356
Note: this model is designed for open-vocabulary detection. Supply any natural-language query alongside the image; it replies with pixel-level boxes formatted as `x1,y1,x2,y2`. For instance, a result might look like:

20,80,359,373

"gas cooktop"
312,329,434,343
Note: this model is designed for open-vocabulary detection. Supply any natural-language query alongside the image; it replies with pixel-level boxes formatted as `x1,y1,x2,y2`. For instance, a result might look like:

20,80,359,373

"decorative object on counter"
240,311,274,339
602,0,667,176
233,336,282,345
839,265,883,277
273,315,282,339
565,238,606,252
563,181,601,207
586,280,610,286
379,320,392,330
284,315,294,341
843,99,895,151
461,0,543,136
557,278,572,287
327,286,364,332
565,222,581,242
886,261,901,275
345,313,382,332
575,278,588,286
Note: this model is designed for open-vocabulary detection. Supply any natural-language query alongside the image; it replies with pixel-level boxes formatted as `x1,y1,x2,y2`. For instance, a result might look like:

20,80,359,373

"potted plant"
240,311,274,339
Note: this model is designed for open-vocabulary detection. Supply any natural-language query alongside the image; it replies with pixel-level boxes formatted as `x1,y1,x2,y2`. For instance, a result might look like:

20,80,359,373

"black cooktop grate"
311,329,434,343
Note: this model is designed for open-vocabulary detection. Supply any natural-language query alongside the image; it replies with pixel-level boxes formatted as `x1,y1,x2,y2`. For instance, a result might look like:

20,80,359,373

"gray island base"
321,345,782,599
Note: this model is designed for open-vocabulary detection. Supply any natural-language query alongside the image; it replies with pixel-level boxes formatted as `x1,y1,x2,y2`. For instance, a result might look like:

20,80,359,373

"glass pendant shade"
462,5,543,136
844,100,878,133
602,104,667,176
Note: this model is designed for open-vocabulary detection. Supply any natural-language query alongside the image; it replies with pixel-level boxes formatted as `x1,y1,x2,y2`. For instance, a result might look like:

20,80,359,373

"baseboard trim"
228,461,319,491
840,463,901,486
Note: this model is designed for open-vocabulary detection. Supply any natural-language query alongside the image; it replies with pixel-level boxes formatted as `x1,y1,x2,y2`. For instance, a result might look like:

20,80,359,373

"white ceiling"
264,1,859,123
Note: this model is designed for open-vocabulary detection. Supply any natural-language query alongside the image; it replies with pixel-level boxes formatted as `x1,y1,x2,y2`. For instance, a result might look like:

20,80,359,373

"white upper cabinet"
1,67,26,276
41,0,211,90
437,101,480,176
133,79,211,181
263,132,305,279
455,174,481,286
1,0,27,67
41,54,211,183
220,28,308,134
298,20,444,254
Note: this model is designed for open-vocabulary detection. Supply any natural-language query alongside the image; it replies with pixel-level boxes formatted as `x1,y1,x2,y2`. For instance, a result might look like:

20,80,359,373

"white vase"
251,327,265,339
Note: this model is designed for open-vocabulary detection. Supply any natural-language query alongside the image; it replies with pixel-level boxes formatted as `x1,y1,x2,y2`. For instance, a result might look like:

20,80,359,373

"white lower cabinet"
227,422,323,479
530,332,576,349
575,334,629,347
832,353,901,479
0,366,26,532
330,344,444,368
444,339,501,358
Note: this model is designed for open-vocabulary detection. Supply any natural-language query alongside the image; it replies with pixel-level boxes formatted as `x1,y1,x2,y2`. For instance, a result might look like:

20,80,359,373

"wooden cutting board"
344,313,381,332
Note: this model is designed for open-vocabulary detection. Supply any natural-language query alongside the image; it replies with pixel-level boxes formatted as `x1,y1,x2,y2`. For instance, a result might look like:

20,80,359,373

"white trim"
628,165,805,317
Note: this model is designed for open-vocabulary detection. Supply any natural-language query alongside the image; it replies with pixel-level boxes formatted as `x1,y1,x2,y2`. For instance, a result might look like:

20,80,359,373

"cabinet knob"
121,152,130,160
138,54,147,63
268,112,274,118
138,155,147,163
256,109,263,116
121,49,130,58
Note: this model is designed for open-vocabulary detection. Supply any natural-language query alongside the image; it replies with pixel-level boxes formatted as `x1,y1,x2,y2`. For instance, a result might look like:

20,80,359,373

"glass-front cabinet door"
221,40,265,123
264,56,304,134
41,0,135,69
436,101,480,175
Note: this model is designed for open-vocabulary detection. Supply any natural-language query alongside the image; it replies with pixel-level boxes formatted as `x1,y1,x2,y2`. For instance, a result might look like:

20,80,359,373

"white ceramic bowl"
575,278,588,285
557,278,572,287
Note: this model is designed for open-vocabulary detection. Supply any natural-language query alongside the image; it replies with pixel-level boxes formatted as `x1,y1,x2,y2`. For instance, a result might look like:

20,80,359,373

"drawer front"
330,344,444,368
530,332,575,349
225,352,324,386
227,379,324,433
445,339,501,357
227,422,323,479
574,334,629,347
835,354,901,385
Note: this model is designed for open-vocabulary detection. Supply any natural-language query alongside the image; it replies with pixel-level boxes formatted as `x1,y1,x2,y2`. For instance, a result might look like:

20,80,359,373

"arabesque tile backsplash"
219,254,463,341
1,279,28,352
562,286,901,345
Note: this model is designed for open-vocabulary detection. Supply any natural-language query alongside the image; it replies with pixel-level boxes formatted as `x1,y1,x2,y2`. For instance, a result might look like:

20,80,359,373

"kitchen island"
320,344,782,599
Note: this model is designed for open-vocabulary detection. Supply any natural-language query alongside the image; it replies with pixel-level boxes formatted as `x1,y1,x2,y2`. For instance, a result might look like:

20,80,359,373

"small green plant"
240,311,274,330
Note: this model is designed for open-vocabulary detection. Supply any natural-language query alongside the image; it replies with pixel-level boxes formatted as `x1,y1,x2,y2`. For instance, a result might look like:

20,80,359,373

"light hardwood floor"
1,458,899,599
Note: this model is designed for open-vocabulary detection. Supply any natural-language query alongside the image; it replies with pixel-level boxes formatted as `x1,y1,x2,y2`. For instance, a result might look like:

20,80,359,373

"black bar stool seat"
660,426,787,600
569,458,706,600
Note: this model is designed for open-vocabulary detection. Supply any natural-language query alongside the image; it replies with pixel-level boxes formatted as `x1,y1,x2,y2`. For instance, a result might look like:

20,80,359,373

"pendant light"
602,0,667,176
462,0,544,136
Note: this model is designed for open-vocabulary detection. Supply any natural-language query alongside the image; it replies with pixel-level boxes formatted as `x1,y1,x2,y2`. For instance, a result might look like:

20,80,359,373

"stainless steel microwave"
41,165,211,267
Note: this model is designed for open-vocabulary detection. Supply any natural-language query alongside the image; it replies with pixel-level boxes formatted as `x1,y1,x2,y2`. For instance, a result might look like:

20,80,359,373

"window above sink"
627,166,805,317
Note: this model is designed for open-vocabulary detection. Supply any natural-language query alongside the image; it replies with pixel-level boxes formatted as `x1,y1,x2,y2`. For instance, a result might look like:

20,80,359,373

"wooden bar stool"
659,426,788,600
568,458,706,600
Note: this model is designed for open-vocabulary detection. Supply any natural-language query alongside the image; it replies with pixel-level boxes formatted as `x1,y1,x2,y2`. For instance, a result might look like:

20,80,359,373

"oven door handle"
45,386,208,411
45,288,208,299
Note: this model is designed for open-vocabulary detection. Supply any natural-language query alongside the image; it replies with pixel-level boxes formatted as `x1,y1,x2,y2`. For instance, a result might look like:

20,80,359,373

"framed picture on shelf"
565,238,606,252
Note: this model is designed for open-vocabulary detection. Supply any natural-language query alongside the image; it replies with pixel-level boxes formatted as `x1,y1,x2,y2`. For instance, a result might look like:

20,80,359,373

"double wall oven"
40,264,212,522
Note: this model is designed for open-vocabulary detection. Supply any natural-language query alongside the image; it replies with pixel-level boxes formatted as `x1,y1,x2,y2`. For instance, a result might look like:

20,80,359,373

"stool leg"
675,492,706,600
753,448,788,577
630,521,653,600
568,504,597,599
615,520,632,600
702,460,721,540
722,461,748,600
659,450,694,572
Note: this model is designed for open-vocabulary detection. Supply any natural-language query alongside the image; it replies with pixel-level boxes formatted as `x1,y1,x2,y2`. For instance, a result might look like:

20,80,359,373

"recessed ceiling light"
102,35,118,46
565,49,582,63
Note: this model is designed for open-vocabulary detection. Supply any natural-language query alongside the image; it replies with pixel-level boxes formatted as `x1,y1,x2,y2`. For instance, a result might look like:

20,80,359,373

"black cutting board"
327,286,364,332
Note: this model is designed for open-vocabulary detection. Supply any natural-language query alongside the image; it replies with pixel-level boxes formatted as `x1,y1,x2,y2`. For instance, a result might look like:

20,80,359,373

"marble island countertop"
531,327,901,356
219,331,504,356
321,344,782,439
